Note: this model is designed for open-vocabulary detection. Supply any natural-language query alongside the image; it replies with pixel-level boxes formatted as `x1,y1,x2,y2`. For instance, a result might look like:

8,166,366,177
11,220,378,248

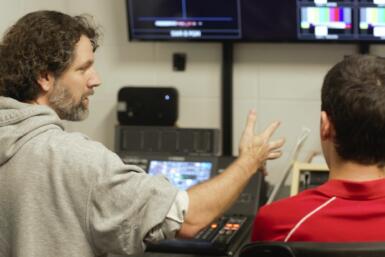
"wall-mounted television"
126,0,385,42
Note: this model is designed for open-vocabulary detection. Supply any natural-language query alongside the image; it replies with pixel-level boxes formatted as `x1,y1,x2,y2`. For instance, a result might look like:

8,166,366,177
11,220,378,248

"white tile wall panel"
0,1,22,35
154,43,221,98
68,0,128,47
20,0,68,13
178,97,220,128
233,62,260,99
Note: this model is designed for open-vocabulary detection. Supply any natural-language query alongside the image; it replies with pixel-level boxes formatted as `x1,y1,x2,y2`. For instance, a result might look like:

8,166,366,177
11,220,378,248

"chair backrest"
240,242,385,257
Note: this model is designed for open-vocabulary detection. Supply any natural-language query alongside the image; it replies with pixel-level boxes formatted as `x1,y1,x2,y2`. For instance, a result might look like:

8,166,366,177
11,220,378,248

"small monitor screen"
127,0,241,40
359,7,385,39
148,160,212,190
299,6,353,40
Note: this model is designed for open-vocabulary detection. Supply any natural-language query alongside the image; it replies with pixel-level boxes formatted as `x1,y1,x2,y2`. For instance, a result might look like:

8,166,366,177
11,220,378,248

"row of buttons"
212,216,247,245
194,215,247,245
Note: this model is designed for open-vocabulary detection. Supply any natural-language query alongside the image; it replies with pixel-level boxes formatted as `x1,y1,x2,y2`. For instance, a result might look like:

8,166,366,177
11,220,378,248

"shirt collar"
316,178,385,200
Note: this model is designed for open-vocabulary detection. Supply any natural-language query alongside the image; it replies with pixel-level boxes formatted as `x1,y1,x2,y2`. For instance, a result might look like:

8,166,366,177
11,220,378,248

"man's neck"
329,161,385,182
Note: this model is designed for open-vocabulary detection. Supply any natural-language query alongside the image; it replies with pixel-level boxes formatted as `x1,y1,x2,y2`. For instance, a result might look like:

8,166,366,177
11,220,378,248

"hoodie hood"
0,97,64,165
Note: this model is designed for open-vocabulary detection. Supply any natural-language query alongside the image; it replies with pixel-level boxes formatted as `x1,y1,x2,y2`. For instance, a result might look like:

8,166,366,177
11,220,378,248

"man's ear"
320,111,334,140
37,72,55,92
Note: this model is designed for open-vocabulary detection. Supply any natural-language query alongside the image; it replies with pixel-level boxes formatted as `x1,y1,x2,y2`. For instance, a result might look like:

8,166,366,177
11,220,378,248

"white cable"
266,127,311,204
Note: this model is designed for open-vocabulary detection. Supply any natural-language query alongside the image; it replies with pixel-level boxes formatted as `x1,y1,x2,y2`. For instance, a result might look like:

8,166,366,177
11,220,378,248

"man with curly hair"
0,10,284,257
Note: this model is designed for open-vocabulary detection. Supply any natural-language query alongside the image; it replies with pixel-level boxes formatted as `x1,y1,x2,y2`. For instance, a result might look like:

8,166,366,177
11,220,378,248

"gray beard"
48,83,89,121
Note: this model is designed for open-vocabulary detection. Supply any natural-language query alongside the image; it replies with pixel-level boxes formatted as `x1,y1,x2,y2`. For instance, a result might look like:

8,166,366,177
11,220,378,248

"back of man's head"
0,10,99,102
322,55,385,166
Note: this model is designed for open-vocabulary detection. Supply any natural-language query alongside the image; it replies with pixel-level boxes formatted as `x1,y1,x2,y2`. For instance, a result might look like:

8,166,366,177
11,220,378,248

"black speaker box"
118,87,178,126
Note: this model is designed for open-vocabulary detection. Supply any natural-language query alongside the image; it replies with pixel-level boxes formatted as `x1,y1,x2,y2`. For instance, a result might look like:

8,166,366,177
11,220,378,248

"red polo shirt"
252,179,385,242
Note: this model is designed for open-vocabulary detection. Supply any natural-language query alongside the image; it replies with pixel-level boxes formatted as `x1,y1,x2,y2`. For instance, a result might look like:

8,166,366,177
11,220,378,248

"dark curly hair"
0,10,100,102
322,55,385,166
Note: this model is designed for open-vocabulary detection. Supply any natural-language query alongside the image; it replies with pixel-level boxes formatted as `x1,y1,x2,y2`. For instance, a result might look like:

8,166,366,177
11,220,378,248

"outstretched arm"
177,110,285,237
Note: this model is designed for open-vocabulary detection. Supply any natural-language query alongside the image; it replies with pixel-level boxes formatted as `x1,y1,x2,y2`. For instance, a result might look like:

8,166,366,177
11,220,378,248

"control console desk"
120,154,268,256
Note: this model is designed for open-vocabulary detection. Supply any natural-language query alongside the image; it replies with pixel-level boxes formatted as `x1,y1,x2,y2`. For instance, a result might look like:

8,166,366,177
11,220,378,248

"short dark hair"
321,55,385,166
0,10,100,102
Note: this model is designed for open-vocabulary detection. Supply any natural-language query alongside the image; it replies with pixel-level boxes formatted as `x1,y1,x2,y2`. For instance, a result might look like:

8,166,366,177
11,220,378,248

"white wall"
1,0,384,185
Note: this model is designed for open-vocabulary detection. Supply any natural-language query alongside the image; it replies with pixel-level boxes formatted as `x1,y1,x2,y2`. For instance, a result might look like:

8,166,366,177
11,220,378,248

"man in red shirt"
252,55,385,242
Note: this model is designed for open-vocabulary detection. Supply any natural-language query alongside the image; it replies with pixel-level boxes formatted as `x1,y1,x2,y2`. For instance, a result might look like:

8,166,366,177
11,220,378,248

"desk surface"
111,253,231,257
110,243,246,257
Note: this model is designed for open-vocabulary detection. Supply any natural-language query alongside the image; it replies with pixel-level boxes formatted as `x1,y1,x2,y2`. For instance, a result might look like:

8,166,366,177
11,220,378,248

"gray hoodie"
0,97,179,257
